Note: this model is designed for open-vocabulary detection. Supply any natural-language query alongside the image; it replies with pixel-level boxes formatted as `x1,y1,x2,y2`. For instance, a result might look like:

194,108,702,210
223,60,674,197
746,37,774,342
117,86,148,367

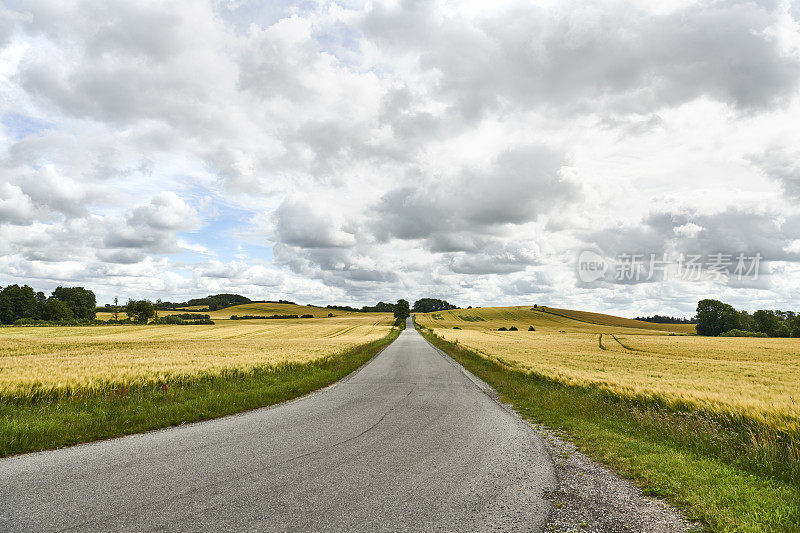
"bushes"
152,315,214,326
508,326,518,331
8,318,105,327
720,329,768,337
301,314,314,318
528,325,535,331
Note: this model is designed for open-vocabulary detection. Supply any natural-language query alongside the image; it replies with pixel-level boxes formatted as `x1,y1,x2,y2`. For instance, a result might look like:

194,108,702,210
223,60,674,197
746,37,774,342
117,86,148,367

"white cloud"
0,0,799,316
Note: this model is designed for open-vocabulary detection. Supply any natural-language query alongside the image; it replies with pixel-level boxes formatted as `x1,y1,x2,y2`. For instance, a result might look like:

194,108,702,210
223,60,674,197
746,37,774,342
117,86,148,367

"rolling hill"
97,302,359,321
415,305,696,335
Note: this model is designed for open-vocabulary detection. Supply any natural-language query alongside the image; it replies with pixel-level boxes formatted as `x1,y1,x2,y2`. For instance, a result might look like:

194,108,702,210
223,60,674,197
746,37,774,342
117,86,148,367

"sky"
1,0,800,317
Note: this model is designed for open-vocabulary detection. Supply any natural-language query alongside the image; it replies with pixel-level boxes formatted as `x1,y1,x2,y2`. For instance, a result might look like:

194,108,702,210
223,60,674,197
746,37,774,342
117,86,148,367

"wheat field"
95,302,337,321
416,307,800,433
0,313,394,398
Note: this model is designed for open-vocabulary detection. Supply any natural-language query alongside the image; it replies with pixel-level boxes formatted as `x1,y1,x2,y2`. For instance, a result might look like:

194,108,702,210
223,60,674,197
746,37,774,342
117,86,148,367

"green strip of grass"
0,323,403,458
416,324,800,533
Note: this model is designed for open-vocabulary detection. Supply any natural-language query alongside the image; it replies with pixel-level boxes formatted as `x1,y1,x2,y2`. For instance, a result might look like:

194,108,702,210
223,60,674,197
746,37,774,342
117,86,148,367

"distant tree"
0,285,40,324
113,297,119,321
42,300,74,322
775,322,791,338
52,287,96,320
412,298,457,313
789,315,800,338
328,312,334,317
737,310,756,332
35,291,46,316
394,299,410,320
695,299,740,336
753,310,781,337
125,300,155,324
186,294,250,311
360,301,396,313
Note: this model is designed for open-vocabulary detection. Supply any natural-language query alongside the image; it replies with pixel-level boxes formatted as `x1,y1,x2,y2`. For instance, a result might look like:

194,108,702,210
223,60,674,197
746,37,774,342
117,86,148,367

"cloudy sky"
2,0,800,316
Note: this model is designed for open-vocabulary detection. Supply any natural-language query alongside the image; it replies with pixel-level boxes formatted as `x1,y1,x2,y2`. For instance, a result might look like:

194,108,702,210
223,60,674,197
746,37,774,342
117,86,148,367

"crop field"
0,313,394,399
417,308,800,531
95,302,337,321
415,307,800,433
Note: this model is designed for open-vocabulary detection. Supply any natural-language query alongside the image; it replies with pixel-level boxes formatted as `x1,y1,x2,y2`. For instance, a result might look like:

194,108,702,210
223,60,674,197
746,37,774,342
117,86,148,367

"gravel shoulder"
536,423,699,532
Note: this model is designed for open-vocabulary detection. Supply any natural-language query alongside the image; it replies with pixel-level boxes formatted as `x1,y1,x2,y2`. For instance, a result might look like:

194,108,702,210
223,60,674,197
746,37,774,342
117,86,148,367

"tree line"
695,299,800,337
634,314,698,324
0,285,96,325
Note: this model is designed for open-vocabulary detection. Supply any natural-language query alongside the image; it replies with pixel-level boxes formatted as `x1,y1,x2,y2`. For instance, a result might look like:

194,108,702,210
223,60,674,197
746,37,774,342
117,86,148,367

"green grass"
0,323,403,458
416,322,800,533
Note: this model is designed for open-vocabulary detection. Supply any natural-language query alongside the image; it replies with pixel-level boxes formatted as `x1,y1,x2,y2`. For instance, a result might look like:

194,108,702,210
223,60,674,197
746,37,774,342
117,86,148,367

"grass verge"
415,322,800,533
0,322,403,458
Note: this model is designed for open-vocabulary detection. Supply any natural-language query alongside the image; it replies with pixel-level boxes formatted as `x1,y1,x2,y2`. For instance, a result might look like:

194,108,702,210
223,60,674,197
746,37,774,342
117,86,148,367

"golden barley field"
95,302,337,321
416,307,800,433
0,313,394,398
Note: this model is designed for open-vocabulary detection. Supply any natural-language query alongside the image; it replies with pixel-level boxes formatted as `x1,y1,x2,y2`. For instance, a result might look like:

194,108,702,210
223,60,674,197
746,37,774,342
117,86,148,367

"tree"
42,300,74,322
113,297,119,321
774,323,791,338
695,299,740,336
52,287,96,320
753,310,780,337
738,310,756,332
788,315,800,338
125,300,155,324
394,299,410,320
0,285,40,324
412,298,458,313
186,294,250,311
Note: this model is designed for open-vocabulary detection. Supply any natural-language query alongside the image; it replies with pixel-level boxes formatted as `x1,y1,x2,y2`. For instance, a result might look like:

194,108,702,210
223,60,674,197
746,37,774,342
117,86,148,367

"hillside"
207,302,336,319
97,302,355,321
537,307,696,334
415,306,695,335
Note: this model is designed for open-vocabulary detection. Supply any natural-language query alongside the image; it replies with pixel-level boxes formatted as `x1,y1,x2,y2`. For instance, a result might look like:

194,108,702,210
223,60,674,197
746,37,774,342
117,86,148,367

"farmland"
0,308,400,456
95,302,337,321
416,306,799,431
1,312,394,399
415,306,800,531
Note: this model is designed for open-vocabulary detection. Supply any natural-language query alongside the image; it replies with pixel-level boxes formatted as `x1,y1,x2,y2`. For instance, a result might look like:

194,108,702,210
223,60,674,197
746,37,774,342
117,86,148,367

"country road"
0,318,556,532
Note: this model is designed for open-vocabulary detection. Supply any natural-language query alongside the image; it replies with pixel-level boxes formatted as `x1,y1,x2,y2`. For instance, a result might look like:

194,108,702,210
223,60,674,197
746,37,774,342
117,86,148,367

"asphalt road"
0,318,556,532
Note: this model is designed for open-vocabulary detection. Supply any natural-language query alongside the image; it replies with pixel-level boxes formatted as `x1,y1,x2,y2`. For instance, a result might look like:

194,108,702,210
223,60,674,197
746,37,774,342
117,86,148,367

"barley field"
416,307,800,433
95,302,337,321
0,313,394,399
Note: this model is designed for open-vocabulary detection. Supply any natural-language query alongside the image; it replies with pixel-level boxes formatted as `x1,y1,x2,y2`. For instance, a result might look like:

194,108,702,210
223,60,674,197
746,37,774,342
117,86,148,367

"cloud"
448,241,540,275
103,192,199,251
374,144,575,243
749,146,800,198
0,183,37,225
272,196,358,249
1,0,799,314
360,0,800,117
